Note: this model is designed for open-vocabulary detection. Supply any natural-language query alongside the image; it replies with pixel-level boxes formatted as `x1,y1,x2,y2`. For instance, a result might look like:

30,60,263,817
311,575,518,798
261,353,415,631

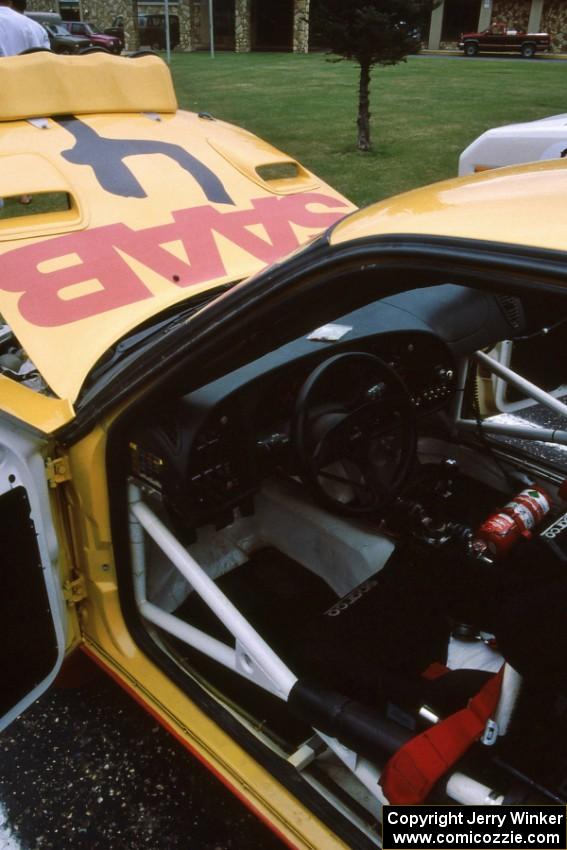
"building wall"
491,0,531,28
32,0,561,54
31,0,58,10
542,0,567,51
138,2,177,12
293,0,309,53
177,0,191,50
27,0,306,52
234,0,250,51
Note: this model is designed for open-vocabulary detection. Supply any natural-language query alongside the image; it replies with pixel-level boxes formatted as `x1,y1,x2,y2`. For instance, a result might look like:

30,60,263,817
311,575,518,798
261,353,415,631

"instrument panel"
129,328,456,527
128,283,523,527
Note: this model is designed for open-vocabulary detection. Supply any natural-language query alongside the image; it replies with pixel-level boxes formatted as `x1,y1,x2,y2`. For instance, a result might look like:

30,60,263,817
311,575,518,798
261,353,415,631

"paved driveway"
0,660,284,850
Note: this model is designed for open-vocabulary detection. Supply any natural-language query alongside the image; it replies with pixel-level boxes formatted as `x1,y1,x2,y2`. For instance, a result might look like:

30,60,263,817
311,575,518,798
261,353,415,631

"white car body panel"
459,113,567,175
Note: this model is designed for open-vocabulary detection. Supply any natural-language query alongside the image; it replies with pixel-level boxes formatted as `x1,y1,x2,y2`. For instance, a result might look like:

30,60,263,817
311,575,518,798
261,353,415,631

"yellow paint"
0,52,177,121
331,158,567,256
0,153,87,241
208,129,319,195
0,377,74,432
0,55,351,410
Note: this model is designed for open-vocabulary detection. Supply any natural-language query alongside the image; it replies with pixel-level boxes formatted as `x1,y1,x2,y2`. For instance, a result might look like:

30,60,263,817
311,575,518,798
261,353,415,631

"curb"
420,49,567,59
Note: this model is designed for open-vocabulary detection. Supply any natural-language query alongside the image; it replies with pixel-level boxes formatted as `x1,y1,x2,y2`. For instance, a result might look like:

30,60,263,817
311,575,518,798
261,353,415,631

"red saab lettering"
1,224,152,327
0,193,348,327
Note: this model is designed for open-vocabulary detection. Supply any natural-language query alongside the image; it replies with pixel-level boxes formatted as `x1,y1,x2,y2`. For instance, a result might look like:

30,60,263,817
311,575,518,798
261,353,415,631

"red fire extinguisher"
476,487,551,558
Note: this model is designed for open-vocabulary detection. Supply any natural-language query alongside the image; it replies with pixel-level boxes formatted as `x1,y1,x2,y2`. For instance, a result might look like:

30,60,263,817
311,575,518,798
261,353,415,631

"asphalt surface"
0,659,285,850
417,50,567,62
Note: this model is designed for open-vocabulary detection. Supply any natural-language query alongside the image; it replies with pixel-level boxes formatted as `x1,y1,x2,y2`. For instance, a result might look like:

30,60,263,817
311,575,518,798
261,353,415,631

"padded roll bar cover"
288,679,410,761
0,53,178,121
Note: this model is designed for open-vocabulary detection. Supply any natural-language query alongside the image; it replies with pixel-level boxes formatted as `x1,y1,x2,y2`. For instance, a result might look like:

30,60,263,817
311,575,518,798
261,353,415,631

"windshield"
86,23,103,34
49,25,71,36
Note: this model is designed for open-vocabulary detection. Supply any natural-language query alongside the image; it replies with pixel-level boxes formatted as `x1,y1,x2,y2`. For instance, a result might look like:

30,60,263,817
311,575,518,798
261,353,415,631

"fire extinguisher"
475,487,552,558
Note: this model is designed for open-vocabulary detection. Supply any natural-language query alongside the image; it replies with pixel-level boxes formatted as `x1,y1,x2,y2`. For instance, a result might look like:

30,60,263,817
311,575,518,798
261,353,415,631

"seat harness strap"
380,666,504,804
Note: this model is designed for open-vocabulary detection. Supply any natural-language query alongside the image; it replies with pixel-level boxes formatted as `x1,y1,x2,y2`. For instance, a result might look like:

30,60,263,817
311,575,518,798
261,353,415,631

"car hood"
0,52,351,425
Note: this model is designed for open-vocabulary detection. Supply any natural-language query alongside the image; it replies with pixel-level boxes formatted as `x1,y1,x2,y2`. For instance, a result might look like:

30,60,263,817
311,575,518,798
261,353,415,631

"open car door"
0,414,68,733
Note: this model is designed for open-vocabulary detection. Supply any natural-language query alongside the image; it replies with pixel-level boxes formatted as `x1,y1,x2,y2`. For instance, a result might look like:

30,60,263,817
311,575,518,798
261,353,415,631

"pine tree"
313,1,438,150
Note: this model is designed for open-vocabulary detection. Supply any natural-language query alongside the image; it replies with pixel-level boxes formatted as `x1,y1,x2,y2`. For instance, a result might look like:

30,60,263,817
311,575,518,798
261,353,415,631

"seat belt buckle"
481,718,499,746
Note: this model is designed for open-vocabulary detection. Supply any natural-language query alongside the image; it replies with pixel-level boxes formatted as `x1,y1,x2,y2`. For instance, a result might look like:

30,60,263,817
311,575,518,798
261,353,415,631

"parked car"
2,52,567,849
459,113,567,175
25,11,91,53
459,23,551,57
62,20,122,53
137,14,180,49
43,23,92,54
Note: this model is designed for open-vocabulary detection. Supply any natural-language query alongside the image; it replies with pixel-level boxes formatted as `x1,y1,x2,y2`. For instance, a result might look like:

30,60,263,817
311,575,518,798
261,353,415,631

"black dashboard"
129,284,525,527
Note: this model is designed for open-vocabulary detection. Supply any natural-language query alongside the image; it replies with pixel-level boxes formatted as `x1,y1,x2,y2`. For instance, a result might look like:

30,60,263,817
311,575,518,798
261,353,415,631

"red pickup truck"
459,24,551,58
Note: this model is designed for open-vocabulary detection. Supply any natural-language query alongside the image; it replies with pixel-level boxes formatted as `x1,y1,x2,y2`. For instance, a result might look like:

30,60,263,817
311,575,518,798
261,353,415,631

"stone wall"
293,0,309,53
234,0,250,51
177,0,191,50
30,0,58,10
126,0,138,50
80,0,114,28
28,0,315,53
138,2,177,14
491,0,531,29
542,1,567,51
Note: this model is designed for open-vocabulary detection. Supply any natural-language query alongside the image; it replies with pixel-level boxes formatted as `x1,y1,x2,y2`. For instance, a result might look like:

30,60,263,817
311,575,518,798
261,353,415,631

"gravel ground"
0,660,285,850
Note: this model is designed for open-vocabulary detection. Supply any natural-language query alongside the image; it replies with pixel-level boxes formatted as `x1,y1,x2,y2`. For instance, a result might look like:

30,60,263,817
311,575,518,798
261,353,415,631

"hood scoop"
208,132,319,195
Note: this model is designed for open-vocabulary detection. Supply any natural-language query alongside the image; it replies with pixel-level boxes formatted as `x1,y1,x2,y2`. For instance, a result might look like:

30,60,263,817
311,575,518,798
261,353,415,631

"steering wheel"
292,352,417,514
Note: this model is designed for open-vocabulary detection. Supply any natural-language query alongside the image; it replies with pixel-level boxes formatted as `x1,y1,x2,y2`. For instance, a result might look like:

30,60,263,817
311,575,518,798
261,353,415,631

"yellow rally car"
3,52,567,849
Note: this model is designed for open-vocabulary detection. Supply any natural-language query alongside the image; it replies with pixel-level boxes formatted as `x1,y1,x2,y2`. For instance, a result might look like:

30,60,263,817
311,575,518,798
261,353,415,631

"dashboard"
129,284,525,527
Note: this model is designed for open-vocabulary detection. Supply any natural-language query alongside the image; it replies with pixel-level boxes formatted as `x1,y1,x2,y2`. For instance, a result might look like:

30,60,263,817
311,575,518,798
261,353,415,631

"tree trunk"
357,61,371,151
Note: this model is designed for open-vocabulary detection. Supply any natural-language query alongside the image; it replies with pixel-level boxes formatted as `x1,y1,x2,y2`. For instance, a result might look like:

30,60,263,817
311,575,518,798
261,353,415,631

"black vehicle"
137,14,180,50
104,16,126,50
25,12,92,54
43,22,92,54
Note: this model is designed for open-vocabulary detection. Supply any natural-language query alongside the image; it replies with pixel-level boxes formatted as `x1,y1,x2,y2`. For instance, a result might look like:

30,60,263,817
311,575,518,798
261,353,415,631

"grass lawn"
169,52,567,207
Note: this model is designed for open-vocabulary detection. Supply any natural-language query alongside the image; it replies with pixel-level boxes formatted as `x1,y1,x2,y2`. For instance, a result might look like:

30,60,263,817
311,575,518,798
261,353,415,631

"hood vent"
496,294,525,331
208,133,319,195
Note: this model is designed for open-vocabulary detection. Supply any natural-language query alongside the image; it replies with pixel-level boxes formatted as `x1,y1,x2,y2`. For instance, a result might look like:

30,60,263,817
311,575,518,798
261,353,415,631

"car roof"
330,158,567,254
0,53,349,423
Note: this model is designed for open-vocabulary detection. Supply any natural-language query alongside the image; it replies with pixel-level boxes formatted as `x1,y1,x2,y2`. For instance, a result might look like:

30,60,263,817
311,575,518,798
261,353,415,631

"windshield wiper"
86,285,232,386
